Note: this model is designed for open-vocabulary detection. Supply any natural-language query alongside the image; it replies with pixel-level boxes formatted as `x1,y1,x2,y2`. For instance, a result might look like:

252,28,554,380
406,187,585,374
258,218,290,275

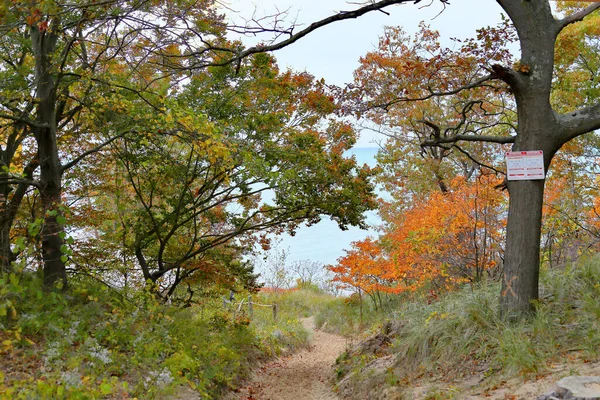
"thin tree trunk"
0,160,39,274
0,221,14,274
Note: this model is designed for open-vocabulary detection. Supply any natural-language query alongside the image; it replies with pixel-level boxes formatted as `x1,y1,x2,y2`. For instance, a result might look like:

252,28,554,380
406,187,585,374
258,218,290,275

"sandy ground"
227,317,347,400
465,359,600,399
405,356,600,399
218,317,600,400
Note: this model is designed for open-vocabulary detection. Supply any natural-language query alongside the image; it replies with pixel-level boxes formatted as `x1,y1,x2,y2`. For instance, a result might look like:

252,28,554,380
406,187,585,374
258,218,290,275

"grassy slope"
318,256,600,399
4,256,598,400
0,277,314,399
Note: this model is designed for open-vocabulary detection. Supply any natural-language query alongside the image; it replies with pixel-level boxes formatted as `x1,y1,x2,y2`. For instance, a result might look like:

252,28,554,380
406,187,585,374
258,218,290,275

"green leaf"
14,237,26,252
100,383,112,395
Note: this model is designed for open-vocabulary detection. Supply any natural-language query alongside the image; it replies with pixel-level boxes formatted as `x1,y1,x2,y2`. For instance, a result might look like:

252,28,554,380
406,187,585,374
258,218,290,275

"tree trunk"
39,178,67,289
500,179,545,316
31,25,67,289
0,220,14,274
0,157,12,273
37,120,67,288
0,159,39,274
494,0,563,318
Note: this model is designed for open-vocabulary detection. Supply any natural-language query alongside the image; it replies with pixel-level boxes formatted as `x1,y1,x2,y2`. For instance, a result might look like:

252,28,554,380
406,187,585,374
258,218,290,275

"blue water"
275,147,380,266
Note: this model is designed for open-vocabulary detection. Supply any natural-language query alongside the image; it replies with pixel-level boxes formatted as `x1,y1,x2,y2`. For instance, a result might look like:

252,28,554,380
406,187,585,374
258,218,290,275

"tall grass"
328,255,600,398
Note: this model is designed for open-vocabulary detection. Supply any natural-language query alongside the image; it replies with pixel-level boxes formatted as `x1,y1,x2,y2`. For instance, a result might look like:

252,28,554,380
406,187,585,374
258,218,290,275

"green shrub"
0,276,319,399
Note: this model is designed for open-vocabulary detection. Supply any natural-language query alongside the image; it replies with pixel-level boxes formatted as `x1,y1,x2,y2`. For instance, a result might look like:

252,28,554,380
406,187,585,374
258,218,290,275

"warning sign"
506,150,545,181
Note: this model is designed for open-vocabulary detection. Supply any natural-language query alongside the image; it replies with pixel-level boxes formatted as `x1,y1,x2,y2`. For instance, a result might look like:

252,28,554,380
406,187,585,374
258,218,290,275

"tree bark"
39,172,67,289
500,179,544,315
0,158,39,274
31,25,68,289
494,0,560,317
499,91,560,315
0,219,15,274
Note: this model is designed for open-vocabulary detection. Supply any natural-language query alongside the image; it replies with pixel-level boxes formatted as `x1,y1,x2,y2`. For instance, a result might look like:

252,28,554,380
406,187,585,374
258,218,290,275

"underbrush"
325,256,600,399
314,292,405,337
0,275,312,399
250,287,339,352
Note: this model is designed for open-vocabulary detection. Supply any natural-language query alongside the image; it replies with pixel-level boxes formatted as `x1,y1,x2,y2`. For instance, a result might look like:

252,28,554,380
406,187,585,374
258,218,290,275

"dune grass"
4,256,598,399
322,255,600,398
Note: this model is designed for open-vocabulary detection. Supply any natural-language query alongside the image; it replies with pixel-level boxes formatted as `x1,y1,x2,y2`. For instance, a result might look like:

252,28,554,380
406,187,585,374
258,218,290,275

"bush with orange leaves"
329,175,506,297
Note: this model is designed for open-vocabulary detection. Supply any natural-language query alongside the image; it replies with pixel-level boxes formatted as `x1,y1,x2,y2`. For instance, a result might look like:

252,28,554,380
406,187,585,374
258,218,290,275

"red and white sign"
506,150,545,181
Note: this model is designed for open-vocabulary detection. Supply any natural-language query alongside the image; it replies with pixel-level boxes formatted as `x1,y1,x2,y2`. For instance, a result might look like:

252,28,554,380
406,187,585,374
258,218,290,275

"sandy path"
229,317,347,400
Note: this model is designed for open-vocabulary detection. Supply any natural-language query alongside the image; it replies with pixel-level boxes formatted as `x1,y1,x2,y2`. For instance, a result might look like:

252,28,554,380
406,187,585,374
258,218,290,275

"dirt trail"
229,317,347,400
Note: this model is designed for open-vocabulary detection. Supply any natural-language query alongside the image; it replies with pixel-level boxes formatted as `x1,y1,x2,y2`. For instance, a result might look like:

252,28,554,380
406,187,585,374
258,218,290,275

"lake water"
274,147,380,267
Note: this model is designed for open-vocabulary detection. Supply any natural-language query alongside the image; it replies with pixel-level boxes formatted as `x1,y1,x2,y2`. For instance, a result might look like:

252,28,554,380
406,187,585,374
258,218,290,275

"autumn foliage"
329,175,506,296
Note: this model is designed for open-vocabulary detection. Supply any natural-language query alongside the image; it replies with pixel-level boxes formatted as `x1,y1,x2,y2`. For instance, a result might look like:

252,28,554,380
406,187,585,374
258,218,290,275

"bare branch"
452,145,506,176
366,74,496,111
61,130,130,173
421,133,515,146
224,0,449,66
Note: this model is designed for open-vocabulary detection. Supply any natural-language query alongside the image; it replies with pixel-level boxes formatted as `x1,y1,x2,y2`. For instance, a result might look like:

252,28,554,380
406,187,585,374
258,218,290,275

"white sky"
222,1,507,272
225,0,506,147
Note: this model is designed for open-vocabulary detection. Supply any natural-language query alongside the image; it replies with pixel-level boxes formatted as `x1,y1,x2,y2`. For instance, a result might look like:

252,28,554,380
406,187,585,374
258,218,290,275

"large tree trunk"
31,26,68,289
498,87,559,316
499,93,559,316
495,0,561,317
498,95,562,316
500,179,544,315
39,165,67,288
36,104,68,289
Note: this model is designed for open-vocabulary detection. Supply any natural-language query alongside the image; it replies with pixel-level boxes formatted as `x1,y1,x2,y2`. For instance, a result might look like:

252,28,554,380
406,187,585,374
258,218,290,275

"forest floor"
225,317,346,400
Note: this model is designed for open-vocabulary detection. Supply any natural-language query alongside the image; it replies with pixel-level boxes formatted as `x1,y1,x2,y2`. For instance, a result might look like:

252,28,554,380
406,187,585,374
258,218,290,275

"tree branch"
0,178,41,188
452,145,506,176
224,0,450,66
366,74,496,111
0,112,48,129
556,3,600,33
557,103,600,142
421,133,515,146
61,131,130,173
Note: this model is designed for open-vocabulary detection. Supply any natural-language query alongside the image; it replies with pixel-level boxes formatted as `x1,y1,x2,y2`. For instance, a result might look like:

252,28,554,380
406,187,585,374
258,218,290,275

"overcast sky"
222,1,507,272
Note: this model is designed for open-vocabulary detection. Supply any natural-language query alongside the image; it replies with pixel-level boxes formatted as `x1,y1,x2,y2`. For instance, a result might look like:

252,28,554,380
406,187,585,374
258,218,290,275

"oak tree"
351,1,600,316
